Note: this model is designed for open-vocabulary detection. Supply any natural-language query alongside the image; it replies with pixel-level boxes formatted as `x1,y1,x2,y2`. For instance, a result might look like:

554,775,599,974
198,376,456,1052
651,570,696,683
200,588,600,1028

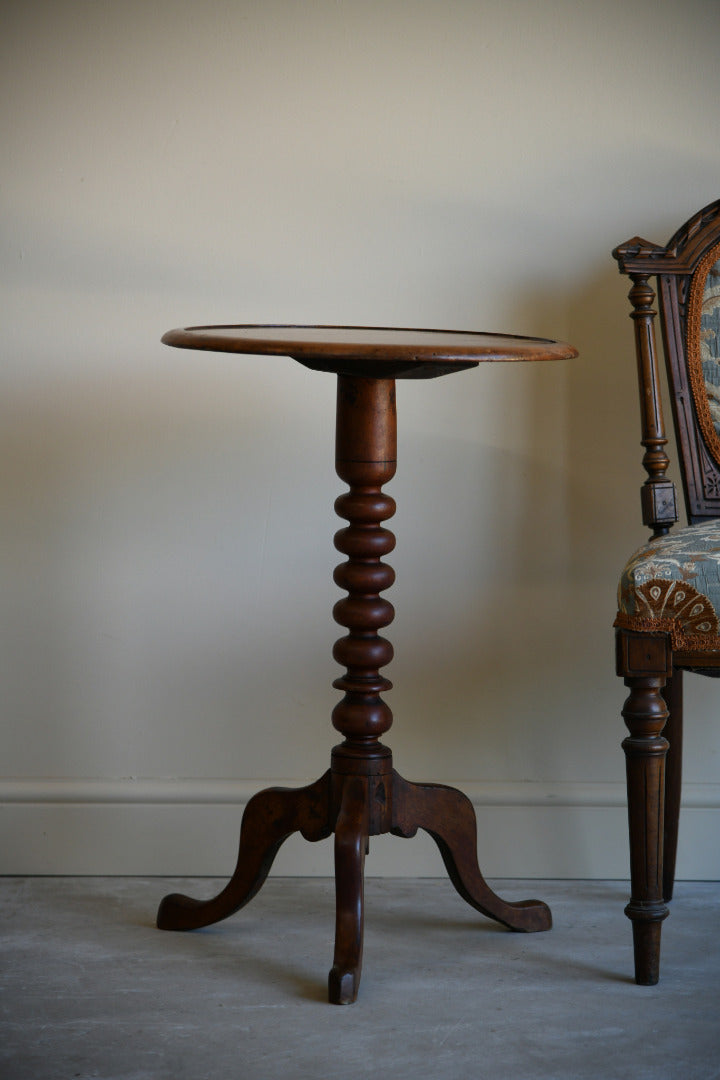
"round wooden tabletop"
161,324,578,379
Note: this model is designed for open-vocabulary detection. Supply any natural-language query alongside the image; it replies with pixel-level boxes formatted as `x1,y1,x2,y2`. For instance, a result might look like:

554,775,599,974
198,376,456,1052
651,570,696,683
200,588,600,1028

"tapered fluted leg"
157,771,332,931
622,675,670,985
391,772,552,932
328,775,369,1004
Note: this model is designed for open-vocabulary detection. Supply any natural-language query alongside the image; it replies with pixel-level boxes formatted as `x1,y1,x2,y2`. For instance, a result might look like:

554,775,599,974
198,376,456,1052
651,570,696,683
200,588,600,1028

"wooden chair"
613,199,720,985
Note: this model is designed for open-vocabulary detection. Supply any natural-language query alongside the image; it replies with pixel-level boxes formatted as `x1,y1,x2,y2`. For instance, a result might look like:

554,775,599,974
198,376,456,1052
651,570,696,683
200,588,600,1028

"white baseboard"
1,778,718,878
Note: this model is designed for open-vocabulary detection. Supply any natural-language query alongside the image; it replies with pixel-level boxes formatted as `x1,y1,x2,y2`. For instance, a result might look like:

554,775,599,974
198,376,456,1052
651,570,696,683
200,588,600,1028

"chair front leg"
616,630,672,985
621,672,670,984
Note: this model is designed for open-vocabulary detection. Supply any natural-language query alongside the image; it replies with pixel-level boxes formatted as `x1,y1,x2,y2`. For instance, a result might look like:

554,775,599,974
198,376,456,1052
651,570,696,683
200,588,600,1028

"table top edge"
161,324,578,364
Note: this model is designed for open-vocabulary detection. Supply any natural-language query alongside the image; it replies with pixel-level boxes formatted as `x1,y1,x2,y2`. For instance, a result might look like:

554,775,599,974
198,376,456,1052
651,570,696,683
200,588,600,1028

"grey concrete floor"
1,877,718,1080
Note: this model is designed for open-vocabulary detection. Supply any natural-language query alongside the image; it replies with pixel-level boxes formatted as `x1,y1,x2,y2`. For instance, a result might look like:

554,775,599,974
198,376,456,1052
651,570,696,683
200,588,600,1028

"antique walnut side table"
157,325,577,1004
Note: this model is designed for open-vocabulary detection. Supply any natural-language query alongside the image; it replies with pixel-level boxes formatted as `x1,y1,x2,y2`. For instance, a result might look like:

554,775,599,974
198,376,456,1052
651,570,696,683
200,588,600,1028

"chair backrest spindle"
612,235,679,537
626,269,678,537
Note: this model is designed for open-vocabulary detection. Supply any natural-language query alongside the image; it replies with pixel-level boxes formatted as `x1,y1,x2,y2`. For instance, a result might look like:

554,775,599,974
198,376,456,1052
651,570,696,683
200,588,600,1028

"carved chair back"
613,199,720,534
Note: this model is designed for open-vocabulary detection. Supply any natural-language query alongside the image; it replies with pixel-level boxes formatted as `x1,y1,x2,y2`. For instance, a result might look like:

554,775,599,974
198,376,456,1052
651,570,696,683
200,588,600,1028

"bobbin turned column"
331,375,396,767
328,375,397,1002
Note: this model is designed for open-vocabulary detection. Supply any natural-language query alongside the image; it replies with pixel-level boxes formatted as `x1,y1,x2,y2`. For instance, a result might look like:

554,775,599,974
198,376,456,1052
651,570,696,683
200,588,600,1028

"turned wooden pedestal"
156,326,577,1003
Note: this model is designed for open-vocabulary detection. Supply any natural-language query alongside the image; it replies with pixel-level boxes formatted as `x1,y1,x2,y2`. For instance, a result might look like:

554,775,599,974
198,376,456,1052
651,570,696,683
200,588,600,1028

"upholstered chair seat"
616,520,720,653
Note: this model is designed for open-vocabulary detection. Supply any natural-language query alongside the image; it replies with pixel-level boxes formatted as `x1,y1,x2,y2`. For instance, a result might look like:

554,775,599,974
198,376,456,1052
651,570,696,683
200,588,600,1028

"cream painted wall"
2,0,719,878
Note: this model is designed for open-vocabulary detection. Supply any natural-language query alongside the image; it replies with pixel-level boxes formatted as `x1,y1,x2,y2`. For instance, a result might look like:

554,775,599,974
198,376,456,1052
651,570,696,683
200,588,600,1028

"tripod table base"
157,761,551,1005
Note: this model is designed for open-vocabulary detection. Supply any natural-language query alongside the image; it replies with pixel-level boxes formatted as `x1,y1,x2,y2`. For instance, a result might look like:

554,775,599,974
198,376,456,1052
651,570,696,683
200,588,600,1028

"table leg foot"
157,771,332,931
328,775,368,1004
391,772,552,933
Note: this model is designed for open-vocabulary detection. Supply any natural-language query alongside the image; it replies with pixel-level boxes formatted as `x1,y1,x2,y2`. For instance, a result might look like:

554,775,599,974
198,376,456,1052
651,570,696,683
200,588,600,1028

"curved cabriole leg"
391,772,552,932
157,771,332,931
328,775,369,1005
622,675,670,985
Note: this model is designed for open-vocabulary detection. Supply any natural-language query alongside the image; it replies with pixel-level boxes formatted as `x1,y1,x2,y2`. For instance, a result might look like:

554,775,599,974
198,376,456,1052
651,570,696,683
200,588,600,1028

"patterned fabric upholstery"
616,520,720,651
701,258,720,437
